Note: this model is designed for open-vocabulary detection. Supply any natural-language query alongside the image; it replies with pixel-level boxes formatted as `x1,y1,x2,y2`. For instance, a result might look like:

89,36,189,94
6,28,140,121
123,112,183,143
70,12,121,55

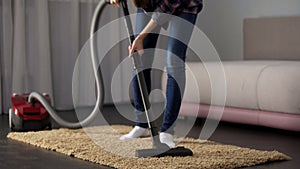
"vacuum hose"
28,0,109,128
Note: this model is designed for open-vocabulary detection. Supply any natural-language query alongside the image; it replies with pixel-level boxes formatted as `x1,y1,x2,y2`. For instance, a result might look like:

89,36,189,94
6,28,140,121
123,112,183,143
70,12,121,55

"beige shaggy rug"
7,125,290,169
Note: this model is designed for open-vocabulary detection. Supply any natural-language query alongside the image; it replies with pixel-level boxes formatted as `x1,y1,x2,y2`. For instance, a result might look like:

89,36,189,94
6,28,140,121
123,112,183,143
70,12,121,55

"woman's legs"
120,9,161,140
121,10,198,143
161,12,197,135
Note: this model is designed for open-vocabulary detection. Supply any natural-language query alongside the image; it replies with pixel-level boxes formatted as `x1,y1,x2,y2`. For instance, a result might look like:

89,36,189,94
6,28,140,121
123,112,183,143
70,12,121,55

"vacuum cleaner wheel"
9,108,20,131
9,108,13,129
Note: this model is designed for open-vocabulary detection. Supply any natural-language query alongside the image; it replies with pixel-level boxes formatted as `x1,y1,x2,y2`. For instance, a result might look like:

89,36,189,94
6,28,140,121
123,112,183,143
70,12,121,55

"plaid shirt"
154,0,203,14
149,0,203,27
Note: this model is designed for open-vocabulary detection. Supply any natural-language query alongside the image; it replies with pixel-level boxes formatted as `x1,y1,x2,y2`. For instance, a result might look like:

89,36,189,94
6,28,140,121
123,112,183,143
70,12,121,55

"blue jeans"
132,9,197,134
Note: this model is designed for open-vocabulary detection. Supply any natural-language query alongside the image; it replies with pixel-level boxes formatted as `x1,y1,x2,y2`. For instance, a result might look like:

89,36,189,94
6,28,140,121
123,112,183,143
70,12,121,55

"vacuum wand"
119,0,193,158
119,0,161,148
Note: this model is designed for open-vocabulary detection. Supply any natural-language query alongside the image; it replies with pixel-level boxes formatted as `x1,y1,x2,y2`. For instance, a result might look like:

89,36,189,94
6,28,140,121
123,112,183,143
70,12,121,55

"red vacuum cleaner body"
9,93,52,131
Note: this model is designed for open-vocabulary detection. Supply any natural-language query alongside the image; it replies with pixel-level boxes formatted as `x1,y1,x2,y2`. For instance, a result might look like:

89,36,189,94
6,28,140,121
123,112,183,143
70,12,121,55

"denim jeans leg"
161,13,197,134
133,9,161,128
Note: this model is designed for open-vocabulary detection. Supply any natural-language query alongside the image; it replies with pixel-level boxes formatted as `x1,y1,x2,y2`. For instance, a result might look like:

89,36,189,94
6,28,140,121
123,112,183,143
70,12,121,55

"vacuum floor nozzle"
136,146,193,158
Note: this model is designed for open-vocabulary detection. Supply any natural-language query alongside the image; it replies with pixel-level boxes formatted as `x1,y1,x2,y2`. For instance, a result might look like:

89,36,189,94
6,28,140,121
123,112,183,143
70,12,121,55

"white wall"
196,0,300,60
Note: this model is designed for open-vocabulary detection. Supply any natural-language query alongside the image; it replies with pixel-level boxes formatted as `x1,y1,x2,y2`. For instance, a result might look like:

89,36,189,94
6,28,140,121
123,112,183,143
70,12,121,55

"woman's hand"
128,19,158,57
128,35,145,56
110,0,120,7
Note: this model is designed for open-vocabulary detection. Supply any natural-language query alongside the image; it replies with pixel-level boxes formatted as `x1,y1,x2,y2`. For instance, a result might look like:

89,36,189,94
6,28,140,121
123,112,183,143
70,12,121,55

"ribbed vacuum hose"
28,0,109,128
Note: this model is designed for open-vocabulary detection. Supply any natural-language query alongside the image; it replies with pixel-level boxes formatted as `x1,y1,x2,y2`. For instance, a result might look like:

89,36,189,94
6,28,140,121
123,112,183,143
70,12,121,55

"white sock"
159,132,175,147
120,126,150,140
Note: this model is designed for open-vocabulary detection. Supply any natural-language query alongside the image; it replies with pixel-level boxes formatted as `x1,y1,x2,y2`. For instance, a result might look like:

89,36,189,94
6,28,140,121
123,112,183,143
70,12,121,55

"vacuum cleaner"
9,0,107,131
9,93,52,131
9,0,193,158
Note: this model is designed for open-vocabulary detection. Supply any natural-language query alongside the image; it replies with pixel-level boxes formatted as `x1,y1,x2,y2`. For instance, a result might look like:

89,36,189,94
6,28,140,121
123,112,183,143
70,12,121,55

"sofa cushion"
257,62,300,114
162,61,300,114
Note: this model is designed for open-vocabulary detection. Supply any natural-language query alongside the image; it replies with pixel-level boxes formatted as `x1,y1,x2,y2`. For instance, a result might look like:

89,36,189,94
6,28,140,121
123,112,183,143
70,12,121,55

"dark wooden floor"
1,104,299,169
